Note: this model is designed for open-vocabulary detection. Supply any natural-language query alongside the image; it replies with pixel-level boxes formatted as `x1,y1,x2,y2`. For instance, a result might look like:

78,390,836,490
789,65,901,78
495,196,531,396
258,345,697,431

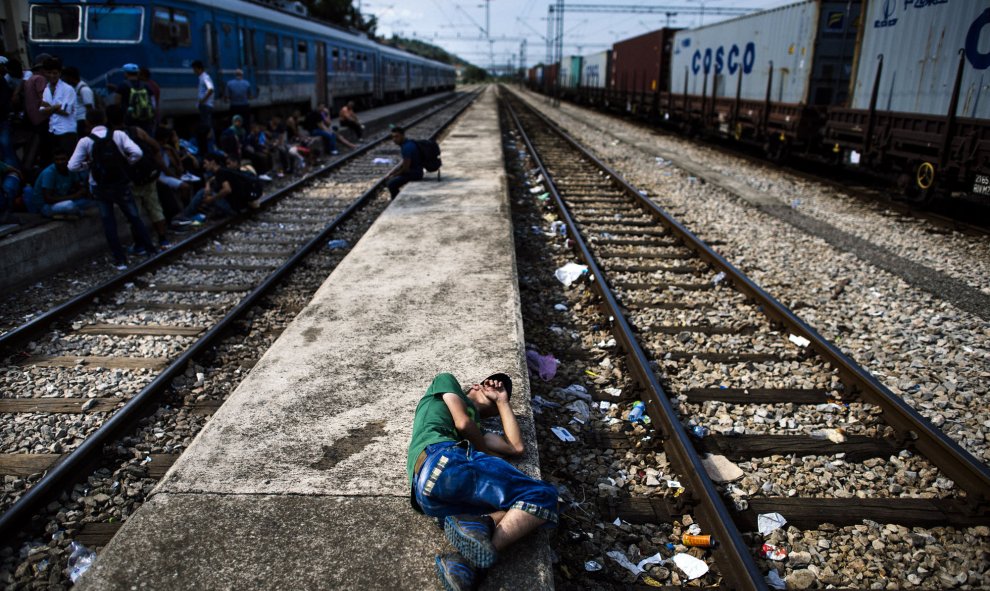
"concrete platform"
76,86,554,591
0,91,457,292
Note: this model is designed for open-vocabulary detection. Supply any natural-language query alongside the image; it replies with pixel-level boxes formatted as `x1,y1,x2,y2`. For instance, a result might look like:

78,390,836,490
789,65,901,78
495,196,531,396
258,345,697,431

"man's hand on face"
482,379,508,404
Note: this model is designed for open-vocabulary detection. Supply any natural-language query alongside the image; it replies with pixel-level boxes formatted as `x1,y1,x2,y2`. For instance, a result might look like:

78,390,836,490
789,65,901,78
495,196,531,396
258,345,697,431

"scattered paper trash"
550,220,567,236
788,334,811,347
612,517,622,526
565,400,591,422
666,479,681,488
526,350,558,381
712,271,726,285
767,570,786,590
529,185,545,194
599,401,612,411
66,542,96,583
551,426,576,442
762,543,788,561
604,387,622,397
372,157,393,165
555,262,589,287
554,303,568,311
672,553,709,580
606,550,643,576
584,560,602,572
687,523,702,535
326,239,349,250
758,513,787,536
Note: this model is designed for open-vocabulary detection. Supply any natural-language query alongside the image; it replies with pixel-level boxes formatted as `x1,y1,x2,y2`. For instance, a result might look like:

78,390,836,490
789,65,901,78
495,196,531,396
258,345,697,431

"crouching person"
27,147,94,217
408,372,557,591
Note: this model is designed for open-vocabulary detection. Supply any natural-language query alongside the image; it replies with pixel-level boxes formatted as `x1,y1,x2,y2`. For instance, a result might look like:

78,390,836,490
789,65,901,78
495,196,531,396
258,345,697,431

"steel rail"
0,90,481,540
0,91,471,354
505,87,990,505
503,93,769,591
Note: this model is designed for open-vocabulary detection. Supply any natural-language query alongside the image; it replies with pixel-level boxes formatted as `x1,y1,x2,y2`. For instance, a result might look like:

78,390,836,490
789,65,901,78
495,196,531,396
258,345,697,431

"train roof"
29,0,455,71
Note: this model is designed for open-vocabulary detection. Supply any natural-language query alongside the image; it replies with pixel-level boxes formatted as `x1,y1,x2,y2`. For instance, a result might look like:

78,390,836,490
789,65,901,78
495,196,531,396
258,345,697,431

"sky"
364,0,796,70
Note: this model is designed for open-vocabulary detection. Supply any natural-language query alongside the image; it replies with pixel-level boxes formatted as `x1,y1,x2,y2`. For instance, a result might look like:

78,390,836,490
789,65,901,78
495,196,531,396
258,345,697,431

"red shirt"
24,73,48,126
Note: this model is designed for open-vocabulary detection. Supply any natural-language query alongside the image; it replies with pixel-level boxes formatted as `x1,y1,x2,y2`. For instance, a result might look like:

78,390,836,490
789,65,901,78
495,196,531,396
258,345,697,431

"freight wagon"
824,0,990,198
665,0,860,157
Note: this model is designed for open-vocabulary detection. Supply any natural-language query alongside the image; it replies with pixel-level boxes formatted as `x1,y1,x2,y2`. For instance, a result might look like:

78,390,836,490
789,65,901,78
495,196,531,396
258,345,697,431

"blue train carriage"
27,0,452,117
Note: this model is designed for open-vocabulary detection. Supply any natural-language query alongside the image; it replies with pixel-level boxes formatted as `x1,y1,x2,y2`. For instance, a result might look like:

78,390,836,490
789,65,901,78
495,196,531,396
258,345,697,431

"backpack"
125,127,161,185
127,82,154,122
415,139,442,172
89,132,131,187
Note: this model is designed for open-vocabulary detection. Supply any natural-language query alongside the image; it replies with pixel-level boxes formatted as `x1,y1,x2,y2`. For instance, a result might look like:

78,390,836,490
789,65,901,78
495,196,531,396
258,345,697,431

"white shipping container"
670,0,820,104
850,0,990,119
560,55,582,88
582,51,609,88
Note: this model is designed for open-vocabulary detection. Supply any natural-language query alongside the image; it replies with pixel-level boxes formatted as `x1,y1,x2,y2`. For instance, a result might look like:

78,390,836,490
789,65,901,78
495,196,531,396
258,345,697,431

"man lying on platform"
407,372,558,591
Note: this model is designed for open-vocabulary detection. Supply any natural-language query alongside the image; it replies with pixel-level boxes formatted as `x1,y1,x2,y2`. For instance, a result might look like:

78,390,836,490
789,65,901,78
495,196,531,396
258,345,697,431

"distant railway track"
501,90,990,590
0,89,480,542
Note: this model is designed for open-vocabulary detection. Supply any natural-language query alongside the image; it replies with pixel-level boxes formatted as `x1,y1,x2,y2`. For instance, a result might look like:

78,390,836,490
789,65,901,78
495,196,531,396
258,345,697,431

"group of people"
0,55,371,270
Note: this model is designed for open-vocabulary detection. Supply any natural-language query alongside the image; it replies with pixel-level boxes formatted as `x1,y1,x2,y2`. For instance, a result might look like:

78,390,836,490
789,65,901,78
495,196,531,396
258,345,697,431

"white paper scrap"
788,334,811,347
551,426,576,442
612,517,621,526
672,553,709,580
666,479,682,488
687,523,701,535
606,551,643,576
372,157,393,165
604,387,623,397
529,185,545,194
554,263,588,287
757,512,787,536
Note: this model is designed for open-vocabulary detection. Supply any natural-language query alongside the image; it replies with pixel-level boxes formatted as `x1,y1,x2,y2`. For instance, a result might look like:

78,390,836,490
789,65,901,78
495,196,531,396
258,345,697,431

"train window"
332,48,339,69
239,28,247,66
265,34,278,69
248,29,257,67
86,6,143,42
282,37,293,69
151,7,190,47
297,41,308,70
29,5,81,42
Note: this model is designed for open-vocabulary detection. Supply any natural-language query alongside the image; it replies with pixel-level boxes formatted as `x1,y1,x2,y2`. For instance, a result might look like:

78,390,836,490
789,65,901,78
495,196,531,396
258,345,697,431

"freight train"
27,0,457,117
528,0,990,200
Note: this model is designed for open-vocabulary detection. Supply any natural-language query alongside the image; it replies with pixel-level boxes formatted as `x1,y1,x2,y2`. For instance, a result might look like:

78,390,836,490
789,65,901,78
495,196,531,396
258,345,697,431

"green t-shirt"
406,373,479,484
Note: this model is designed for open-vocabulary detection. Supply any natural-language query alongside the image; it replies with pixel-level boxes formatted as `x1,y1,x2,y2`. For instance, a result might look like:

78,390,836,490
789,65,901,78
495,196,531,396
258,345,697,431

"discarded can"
627,401,646,422
682,534,716,548
690,425,710,438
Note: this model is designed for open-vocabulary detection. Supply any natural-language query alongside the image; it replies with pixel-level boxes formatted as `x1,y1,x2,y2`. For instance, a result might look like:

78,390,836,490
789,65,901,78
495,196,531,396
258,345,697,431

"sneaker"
435,553,477,591
191,213,207,223
443,515,497,569
113,262,128,271
159,239,172,250
171,218,193,228
258,174,273,181
127,245,150,256
331,150,339,155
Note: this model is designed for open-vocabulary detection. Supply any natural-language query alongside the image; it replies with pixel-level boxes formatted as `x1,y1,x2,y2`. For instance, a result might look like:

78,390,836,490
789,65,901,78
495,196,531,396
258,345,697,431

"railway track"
501,90,990,589
0,89,480,554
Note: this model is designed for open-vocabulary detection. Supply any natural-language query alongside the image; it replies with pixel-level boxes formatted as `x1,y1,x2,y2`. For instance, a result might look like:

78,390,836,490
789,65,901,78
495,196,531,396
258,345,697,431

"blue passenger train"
26,0,456,116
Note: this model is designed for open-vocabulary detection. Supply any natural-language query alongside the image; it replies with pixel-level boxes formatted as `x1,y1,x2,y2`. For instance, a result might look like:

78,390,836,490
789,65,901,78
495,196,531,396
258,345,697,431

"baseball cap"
122,63,139,73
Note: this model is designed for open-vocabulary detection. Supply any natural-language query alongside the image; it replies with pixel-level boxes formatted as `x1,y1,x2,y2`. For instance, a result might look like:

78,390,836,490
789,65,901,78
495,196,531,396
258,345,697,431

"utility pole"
485,0,494,73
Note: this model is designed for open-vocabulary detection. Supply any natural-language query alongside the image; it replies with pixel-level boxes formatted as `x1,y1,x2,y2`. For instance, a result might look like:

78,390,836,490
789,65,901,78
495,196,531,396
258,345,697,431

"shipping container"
528,65,543,87
849,0,990,118
560,55,583,88
670,1,858,105
544,62,560,92
611,29,676,93
581,50,610,89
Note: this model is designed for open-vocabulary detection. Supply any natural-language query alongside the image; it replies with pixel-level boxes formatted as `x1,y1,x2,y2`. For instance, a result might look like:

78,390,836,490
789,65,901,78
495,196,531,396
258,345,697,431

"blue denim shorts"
413,441,558,526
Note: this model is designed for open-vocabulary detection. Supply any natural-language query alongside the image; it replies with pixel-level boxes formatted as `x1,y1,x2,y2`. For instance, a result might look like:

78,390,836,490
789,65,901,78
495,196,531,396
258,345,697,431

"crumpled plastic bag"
554,263,588,287
526,350,557,381
564,399,590,422
66,542,96,583
757,512,787,535
606,550,643,576
558,383,592,402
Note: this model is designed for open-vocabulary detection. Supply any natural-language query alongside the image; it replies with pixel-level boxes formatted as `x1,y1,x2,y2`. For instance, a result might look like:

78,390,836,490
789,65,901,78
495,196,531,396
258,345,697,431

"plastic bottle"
627,401,646,422
690,425,709,438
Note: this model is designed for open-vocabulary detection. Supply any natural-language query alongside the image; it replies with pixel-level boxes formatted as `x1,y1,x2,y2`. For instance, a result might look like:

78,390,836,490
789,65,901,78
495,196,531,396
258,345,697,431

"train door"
316,41,329,109
215,15,239,88
239,27,256,96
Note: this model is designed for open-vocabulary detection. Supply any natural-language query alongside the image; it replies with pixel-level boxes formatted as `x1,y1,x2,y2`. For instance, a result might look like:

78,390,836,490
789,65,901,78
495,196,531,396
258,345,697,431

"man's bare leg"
491,509,546,552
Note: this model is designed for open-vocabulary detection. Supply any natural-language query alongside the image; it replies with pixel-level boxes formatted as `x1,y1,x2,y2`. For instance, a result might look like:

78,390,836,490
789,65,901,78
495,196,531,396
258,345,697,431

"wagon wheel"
916,162,936,191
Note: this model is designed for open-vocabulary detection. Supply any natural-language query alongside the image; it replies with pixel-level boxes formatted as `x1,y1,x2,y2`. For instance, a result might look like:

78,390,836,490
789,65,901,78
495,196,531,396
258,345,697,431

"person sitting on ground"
156,126,195,205
338,100,363,140
303,104,355,156
0,159,27,225
408,372,557,591
244,123,273,179
385,125,424,199
27,148,92,217
220,115,247,162
173,153,258,225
